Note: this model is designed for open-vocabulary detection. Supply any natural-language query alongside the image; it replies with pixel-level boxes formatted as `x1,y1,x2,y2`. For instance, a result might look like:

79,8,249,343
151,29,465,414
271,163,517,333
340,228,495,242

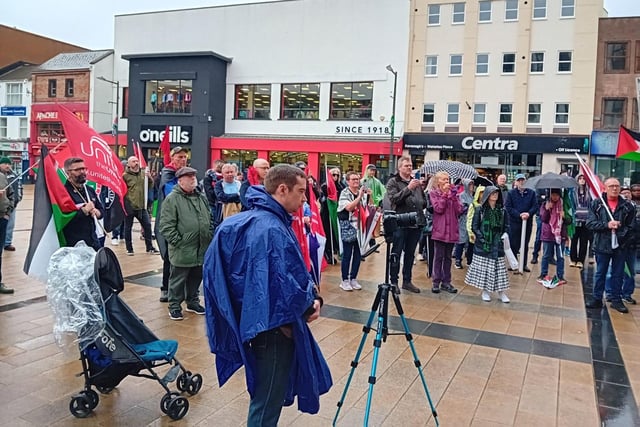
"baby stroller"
48,245,202,420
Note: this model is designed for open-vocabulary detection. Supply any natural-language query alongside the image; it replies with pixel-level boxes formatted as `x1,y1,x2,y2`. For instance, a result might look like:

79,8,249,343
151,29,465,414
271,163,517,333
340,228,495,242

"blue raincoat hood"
204,185,332,413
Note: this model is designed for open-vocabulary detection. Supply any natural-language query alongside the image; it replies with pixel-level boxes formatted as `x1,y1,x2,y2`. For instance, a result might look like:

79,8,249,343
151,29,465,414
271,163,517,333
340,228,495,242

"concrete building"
29,50,116,164
403,0,604,180
590,17,640,185
112,0,409,179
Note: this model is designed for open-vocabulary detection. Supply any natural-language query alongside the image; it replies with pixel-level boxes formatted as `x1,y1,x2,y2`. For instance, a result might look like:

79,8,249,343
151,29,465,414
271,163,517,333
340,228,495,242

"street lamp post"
386,65,398,177
98,76,120,158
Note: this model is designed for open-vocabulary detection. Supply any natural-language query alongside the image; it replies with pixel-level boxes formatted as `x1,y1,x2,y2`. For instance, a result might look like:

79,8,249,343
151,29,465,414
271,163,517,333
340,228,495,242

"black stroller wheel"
69,395,93,418
96,386,114,394
160,392,180,414
176,371,192,392
167,396,189,420
186,374,203,396
80,390,99,410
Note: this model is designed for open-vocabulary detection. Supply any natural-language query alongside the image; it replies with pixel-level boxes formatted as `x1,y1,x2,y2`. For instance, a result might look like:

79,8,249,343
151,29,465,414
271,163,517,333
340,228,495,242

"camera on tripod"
382,210,418,237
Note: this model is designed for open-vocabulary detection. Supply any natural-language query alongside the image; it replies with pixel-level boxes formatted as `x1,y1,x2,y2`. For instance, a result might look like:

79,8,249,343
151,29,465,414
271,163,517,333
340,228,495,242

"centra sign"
139,125,192,144
461,136,518,150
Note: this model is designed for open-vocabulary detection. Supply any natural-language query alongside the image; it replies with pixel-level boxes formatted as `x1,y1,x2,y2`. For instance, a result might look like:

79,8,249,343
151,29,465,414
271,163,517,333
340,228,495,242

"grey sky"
2,0,639,50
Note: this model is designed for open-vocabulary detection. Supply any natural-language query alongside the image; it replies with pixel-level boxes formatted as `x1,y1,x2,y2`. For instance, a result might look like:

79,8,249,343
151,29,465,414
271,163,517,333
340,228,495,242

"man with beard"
155,147,189,302
62,157,104,250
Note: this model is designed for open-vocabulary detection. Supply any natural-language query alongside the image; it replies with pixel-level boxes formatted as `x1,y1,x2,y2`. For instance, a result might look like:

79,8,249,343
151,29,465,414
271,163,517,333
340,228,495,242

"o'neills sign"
403,133,589,154
139,125,192,144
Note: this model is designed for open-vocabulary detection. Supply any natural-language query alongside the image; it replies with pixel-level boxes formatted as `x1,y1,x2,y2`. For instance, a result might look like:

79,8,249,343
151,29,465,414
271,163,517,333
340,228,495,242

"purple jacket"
430,187,464,243
539,203,568,242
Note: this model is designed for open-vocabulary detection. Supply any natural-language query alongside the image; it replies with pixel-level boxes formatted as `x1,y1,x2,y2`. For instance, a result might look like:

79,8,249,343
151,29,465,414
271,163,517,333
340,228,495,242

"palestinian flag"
23,147,78,281
617,126,640,162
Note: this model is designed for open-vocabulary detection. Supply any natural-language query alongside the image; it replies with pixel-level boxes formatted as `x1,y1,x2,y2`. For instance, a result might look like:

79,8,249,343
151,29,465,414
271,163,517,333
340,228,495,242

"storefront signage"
335,125,390,135
0,142,26,151
35,111,58,121
404,133,589,154
590,131,618,156
139,125,192,144
1,106,27,116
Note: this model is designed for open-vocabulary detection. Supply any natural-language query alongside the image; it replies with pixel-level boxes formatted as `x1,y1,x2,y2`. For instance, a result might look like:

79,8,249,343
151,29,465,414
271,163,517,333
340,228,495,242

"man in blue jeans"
586,178,635,313
204,165,331,426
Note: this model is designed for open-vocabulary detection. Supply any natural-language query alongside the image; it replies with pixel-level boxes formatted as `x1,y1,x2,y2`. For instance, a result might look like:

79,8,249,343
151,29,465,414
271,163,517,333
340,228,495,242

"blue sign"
591,131,618,156
0,106,27,116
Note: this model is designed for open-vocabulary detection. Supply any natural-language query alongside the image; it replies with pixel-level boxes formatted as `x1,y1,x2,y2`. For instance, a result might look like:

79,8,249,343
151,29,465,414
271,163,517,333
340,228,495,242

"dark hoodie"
471,185,510,259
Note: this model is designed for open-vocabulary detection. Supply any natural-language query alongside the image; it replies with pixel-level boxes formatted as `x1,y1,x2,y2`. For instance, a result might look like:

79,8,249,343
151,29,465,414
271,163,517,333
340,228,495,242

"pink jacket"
429,187,463,243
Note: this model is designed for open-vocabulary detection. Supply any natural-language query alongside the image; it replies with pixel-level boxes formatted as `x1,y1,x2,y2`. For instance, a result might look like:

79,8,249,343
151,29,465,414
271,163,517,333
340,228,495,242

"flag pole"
2,140,68,191
574,153,614,222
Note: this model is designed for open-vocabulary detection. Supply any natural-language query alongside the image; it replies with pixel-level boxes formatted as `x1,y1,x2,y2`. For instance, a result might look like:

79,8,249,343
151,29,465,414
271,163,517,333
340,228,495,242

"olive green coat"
159,185,212,267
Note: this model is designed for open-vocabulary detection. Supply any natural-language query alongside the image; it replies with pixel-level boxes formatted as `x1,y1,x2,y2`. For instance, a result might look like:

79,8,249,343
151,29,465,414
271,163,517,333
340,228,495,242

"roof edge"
122,51,232,63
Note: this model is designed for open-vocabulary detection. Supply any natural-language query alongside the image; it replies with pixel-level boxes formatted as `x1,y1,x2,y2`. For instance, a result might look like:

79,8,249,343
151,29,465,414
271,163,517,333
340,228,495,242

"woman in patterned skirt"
465,186,511,303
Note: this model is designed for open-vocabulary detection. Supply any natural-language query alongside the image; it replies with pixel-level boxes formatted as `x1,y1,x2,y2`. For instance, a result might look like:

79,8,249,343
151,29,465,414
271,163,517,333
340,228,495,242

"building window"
530,52,545,73
450,55,463,76
48,79,57,98
473,103,486,124
561,0,575,17
636,41,640,73
452,3,465,24
447,104,460,124
528,104,542,124
499,103,513,124
602,98,626,129
476,53,489,74
65,79,74,97
502,53,516,74
605,42,628,73
145,80,193,114
558,51,572,72
425,55,438,76
533,0,546,19
281,83,320,119
428,4,440,25
330,82,373,120
478,1,492,22
19,117,28,139
423,103,435,123
633,99,639,130
5,83,23,105
555,103,569,124
0,118,6,138
234,84,271,119
505,0,518,20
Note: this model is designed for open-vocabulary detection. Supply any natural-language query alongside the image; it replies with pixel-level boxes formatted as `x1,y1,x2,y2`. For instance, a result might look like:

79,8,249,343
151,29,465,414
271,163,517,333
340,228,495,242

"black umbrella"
474,176,494,187
421,160,478,181
524,172,577,190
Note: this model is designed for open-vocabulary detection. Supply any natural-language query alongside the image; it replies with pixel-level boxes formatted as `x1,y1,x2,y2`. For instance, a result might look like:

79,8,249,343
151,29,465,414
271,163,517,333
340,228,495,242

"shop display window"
144,80,193,114
36,122,66,144
329,82,373,120
234,84,271,119
280,83,320,120
221,149,258,172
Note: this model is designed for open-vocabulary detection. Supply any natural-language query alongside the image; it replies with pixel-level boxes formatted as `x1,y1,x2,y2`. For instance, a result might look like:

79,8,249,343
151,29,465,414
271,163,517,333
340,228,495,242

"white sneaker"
339,280,353,291
499,291,510,303
350,279,362,290
481,291,491,302
111,238,119,246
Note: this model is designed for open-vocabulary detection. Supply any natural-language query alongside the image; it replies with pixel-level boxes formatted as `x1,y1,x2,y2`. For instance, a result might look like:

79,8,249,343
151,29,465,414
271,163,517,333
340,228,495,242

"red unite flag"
133,141,147,169
160,125,171,165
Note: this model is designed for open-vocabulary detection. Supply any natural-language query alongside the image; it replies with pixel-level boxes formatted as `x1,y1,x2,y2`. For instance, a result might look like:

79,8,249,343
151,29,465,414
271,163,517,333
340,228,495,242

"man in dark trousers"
0,169,13,294
62,157,104,251
122,156,157,256
154,147,188,302
586,177,635,313
504,174,537,272
0,157,21,251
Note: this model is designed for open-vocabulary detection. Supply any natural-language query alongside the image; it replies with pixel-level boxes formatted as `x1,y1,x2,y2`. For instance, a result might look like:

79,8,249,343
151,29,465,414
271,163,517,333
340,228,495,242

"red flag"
576,156,605,200
292,208,311,270
326,168,338,202
307,184,325,237
56,105,128,202
616,125,640,162
134,141,147,169
160,125,171,165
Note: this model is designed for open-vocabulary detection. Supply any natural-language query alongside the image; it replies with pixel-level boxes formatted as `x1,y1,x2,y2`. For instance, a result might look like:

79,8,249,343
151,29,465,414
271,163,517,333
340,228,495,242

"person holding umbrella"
505,174,537,273
537,189,568,286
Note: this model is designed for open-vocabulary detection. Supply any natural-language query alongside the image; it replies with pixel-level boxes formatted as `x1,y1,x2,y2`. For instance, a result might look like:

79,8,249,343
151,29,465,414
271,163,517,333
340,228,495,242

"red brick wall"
32,71,91,103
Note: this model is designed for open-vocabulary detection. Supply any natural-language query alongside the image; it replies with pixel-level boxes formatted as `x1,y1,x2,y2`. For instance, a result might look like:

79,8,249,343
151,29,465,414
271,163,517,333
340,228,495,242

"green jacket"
159,185,212,267
361,176,386,206
123,167,153,211
0,173,14,217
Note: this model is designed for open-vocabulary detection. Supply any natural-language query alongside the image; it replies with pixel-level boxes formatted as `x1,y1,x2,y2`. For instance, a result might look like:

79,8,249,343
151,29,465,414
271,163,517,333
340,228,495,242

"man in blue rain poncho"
204,164,332,427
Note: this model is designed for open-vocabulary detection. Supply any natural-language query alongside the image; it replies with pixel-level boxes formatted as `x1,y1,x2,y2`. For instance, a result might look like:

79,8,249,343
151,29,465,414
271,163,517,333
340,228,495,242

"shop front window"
221,149,258,173
281,83,320,120
330,82,373,120
320,153,364,182
596,158,640,186
144,80,193,114
36,122,66,144
269,151,307,167
235,84,271,119
439,151,541,183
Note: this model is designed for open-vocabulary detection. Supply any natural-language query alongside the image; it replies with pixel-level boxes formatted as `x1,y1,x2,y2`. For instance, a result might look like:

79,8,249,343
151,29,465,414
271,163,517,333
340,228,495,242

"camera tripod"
332,240,439,426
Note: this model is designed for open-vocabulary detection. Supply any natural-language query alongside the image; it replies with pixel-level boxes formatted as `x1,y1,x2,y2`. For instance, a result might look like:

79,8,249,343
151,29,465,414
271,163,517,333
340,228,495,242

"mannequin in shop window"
177,90,184,113
161,91,168,113
150,91,157,112
184,90,192,113
166,91,174,113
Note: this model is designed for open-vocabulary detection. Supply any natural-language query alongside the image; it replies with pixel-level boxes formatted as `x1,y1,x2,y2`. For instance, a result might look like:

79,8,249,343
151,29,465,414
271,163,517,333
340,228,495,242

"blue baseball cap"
515,173,526,181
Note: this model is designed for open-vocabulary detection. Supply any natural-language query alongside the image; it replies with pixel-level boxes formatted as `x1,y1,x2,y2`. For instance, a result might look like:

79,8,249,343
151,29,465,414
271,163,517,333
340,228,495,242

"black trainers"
522,267,531,273
610,300,629,313
147,248,159,254
431,284,440,294
441,283,458,294
401,282,421,293
185,304,206,315
0,283,14,294
454,262,463,269
169,310,184,320
622,296,637,305
530,258,538,265
126,251,134,256
585,297,603,309
159,290,168,303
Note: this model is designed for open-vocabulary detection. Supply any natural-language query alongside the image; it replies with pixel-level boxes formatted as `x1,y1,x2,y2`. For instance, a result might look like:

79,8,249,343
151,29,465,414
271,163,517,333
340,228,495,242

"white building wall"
0,79,32,141
90,54,115,134
113,0,410,138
